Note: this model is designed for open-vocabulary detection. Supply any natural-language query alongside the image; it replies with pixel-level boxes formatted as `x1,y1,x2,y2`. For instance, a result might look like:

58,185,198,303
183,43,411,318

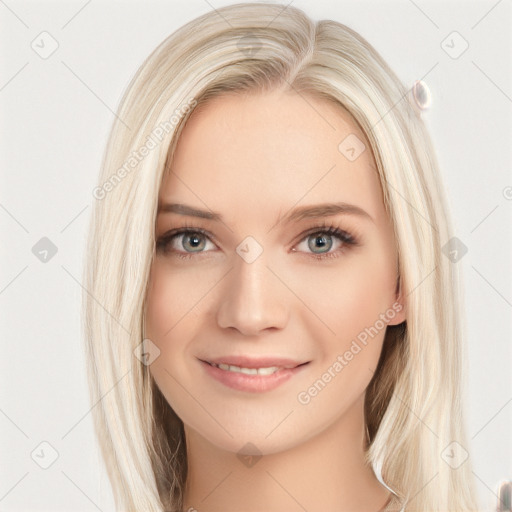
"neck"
181,394,391,512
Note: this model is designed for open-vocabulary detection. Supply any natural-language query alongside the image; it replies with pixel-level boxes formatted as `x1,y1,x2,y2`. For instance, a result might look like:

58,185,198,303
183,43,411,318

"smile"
199,359,310,393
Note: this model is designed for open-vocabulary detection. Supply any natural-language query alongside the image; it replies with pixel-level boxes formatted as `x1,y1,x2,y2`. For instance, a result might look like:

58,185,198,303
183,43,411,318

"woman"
82,3,479,511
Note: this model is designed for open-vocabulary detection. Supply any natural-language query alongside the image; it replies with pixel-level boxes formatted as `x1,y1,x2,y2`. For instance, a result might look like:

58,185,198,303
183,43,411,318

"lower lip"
199,360,309,393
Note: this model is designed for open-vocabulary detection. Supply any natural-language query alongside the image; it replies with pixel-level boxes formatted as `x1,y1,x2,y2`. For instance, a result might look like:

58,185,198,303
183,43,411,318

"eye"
156,223,359,261
156,228,216,259
293,224,358,260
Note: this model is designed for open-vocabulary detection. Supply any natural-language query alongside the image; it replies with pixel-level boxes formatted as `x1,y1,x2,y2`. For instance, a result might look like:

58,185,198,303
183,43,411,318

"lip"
198,357,310,393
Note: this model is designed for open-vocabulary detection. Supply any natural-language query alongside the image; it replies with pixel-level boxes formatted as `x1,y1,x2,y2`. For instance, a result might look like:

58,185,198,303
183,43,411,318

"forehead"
159,90,385,226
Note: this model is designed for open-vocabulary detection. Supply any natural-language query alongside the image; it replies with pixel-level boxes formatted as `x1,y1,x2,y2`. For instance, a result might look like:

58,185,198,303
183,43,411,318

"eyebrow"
158,202,374,224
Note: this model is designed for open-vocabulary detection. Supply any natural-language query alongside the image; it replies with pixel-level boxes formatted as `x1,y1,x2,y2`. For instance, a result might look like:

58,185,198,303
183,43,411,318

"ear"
387,274,406,326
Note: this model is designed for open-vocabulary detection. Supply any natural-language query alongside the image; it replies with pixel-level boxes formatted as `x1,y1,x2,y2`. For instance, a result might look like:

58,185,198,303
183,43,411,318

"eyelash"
155,222,360,261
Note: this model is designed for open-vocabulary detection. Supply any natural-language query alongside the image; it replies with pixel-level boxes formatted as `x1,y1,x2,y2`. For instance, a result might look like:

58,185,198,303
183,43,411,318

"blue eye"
307,233,336,253
293,225,358,260
177,232,209,252
156,228,215,257
156,224,358,261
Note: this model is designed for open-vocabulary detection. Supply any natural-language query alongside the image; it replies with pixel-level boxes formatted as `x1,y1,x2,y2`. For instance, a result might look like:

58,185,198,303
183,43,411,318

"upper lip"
199,356,309,369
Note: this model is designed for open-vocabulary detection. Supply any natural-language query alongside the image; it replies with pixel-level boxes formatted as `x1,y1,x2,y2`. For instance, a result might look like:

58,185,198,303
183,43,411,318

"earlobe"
387,295,406,326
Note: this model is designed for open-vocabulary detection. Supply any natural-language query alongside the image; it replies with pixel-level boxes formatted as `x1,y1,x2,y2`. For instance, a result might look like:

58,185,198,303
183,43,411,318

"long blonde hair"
82,3,479,510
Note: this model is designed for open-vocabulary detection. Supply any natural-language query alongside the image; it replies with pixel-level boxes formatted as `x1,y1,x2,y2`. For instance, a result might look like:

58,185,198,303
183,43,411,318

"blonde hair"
82,2,479,510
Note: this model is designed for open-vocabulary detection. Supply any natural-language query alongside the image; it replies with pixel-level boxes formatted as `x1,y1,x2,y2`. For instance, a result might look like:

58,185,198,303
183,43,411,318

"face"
144,89,406,455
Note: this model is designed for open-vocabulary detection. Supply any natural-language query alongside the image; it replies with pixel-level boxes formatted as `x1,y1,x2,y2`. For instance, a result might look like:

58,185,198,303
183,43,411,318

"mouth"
198,357,311,393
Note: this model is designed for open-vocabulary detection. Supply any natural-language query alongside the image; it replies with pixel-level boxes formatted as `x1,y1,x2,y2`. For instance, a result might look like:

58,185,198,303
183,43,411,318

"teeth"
213,363,281,375
255,366,280,376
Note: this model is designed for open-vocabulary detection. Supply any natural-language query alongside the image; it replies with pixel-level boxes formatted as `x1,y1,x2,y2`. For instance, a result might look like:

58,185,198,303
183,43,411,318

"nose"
216,251,289,336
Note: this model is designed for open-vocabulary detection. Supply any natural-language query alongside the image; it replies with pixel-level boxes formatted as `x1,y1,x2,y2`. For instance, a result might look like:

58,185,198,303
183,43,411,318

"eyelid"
291,223,358,247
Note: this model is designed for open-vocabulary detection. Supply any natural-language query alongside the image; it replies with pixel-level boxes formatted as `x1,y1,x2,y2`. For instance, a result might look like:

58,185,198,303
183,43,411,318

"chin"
184,419,306,456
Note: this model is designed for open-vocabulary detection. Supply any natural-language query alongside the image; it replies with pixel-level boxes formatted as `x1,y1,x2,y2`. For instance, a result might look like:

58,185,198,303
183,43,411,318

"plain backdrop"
0,0,511,510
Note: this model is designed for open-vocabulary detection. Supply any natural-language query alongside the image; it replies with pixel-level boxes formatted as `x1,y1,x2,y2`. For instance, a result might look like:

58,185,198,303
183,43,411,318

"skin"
144,88,407,512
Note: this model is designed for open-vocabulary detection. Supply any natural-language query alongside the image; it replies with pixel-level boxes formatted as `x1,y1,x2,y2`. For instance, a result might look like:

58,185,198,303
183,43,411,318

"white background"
0,0,511,510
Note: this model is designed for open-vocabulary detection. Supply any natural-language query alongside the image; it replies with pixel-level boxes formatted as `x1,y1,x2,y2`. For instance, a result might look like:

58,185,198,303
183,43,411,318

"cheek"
144,260,219,383
145,260,214,339
286,254,395,409
144,262,194,384
293,264,390,419
288,253,395,342
144,262,198,412
145,263,179,339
